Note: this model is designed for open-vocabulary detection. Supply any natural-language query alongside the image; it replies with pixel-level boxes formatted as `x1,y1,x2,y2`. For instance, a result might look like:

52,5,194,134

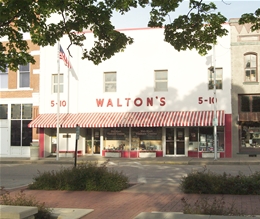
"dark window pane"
11,104,21,119
208,80,213,89
252,96,260,112
216,80,222,89
0,104,8,119
22,104,32,119
19,64,30,87
19,64,29,72
11,120,21,146
22,120,32,146
241,96,250,112
0,67,8,89
20,72,30,87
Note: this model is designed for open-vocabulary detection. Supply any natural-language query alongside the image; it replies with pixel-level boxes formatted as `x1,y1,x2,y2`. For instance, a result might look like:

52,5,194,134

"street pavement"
0,155,259,218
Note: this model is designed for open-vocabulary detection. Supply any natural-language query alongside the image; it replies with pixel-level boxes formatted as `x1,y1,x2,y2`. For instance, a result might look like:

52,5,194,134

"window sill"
0,88,33,91
243,81,259,85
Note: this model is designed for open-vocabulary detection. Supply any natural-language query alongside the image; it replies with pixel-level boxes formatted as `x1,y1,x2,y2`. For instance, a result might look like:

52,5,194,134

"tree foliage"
0,0,258,71
239,8,260,32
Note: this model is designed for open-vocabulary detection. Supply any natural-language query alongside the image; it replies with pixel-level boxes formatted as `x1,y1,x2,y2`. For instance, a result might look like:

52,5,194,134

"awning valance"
28,110,225,128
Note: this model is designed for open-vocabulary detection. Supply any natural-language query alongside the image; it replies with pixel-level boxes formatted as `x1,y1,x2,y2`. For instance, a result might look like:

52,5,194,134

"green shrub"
182,196,248,216
180,166,260,195
0,188,52,219
28,162,129,192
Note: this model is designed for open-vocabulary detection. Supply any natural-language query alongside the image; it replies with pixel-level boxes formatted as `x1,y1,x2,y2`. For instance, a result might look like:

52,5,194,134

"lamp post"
209,44,218,160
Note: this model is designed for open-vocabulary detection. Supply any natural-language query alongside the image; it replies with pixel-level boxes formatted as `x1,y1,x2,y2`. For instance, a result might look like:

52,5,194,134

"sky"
111,1,260,29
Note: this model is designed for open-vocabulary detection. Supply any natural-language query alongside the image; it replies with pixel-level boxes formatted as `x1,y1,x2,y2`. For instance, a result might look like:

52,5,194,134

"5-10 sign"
51,100,67,107
198,97,217,104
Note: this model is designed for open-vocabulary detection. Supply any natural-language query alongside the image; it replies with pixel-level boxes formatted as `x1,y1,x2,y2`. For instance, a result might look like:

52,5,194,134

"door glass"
176,128,185,155
166,128,174,140
85,129,92,154
166,142,174,155
94,129,100,154
166,128,174,155
177,128,184,141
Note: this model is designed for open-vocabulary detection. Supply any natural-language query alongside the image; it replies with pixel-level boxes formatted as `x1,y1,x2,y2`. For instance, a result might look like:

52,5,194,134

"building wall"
229,18,260,157
37,26,232,158
40,27,231,115
0,40,40,157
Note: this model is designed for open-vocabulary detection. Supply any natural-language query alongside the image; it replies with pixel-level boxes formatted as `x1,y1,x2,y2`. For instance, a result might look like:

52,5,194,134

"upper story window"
208,68,223,90
240,95,260,112
19,64,30,88
0,66,8,89
104,72,116,92
155,70,168,91
52,74,64,93
244,53,257,82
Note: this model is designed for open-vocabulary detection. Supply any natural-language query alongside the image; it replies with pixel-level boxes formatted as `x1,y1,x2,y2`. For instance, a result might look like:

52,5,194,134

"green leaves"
239,8,260,32
0,0,259,71
152,1,228,55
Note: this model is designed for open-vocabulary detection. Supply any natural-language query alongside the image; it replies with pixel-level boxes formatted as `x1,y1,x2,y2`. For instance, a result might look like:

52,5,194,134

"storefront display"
102,127,163,157
188,127,225,157
241,123,260,149
131,127,162,151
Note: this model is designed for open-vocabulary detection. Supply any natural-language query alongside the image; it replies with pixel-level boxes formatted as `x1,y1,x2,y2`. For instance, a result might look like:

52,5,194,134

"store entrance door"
166,128,185,155
176,128,185,155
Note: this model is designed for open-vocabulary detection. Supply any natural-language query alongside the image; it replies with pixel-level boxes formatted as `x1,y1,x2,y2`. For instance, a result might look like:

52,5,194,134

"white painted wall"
40,26,231,115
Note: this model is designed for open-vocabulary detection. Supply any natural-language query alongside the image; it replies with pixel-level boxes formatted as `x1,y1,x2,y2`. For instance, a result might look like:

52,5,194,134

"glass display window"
131,127,162,150
241,123,260,149
103,128,128,150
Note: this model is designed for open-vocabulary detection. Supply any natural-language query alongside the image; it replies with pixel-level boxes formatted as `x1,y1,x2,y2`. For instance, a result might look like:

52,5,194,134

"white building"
29,26,232,158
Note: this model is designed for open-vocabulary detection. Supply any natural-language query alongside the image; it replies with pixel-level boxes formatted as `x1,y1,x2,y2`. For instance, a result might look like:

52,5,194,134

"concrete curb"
0,156,260,165
134,212,260,219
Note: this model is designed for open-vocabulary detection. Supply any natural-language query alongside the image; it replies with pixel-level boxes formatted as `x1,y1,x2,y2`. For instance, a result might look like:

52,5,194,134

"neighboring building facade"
29,26,232,158
0,37,40,157
229,18,260,157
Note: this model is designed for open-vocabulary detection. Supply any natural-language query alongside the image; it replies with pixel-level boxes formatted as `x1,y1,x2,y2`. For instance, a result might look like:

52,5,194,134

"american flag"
59,46,71,69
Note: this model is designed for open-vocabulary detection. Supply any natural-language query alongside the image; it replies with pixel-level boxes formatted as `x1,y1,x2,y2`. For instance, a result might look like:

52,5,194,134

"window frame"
154,70,168,92
10,104,32,146
19,63,30,88
244,53,258,82
239,94,260,113
208,67,223,90
104,72,117,92
52,74,64,93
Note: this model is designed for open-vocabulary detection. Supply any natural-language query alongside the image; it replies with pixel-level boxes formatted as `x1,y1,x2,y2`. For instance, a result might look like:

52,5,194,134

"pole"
75,125,80,167
56,42,60,161
213,44,217,160
128,125,131,158
74,139,78,167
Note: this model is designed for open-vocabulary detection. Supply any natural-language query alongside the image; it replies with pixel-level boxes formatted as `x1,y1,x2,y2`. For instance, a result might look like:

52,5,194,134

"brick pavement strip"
5,189,260,219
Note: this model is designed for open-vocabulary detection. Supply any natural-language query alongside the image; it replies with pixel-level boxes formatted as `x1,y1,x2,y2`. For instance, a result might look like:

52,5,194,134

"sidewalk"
0,154,260,165
6,183,260,219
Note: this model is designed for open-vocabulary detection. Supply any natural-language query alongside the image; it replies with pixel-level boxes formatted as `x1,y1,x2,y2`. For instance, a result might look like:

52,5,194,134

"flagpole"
56,42,60,161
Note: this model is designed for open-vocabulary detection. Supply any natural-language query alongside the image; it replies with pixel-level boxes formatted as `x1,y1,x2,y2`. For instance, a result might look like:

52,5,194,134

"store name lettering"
96,97,166,107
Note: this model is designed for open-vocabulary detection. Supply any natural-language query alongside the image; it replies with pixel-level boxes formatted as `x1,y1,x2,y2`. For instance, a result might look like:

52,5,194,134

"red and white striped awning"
28,110,225,128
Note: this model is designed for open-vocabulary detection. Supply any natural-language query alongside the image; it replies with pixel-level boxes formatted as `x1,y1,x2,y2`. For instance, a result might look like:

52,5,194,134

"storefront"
239,122,260,155
29,110,231,158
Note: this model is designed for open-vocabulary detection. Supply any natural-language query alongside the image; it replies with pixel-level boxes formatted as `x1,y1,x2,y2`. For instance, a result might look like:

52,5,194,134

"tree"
0,0,258,71
239,8,260,31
